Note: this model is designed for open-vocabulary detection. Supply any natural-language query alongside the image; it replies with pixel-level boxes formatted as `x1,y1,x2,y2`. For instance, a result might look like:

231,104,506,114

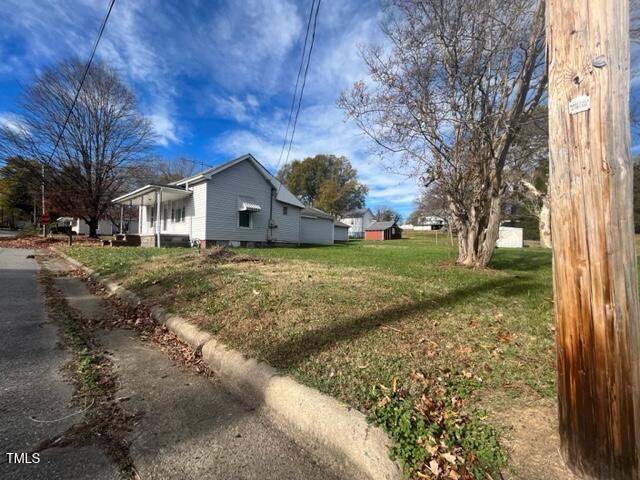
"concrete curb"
52,248,403,480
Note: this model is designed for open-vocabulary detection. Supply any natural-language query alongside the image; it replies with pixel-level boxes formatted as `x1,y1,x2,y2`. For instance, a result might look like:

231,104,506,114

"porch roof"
112,185,192,206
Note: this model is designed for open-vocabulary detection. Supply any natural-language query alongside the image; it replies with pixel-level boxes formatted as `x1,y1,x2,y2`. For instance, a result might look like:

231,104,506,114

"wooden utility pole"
548,0,640,478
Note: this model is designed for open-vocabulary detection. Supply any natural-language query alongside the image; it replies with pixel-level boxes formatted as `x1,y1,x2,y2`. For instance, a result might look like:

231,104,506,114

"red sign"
39,214,50,225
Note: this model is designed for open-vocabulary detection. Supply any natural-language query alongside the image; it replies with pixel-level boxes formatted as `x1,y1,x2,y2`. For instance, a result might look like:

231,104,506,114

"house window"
283,206,288,216
173,204,185,223
238,211,252,228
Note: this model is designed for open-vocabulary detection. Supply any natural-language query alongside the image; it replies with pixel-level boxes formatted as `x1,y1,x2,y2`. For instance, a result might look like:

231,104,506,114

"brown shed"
364,221,402,241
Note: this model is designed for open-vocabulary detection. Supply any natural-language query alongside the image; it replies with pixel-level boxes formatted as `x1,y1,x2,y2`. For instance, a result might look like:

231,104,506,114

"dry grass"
60,234,559,478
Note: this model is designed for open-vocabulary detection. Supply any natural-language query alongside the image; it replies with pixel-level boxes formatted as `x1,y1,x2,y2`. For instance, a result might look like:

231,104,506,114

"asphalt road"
0,248,116,479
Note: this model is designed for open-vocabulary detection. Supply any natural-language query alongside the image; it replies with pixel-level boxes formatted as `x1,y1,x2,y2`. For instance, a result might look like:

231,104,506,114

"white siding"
334,225,349,242
341,211,374,237
190,182,207,241
158,199,189,235
272,202,302,243
300,216,334,245
72,218,113,235
205,160,272,242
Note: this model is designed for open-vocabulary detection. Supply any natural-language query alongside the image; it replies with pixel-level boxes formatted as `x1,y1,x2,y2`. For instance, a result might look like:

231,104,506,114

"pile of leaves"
0,233,101,249
369,372,507,480
203,245,265,265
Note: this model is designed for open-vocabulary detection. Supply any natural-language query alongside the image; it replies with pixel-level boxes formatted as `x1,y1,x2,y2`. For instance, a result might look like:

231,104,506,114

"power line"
275,0,321,198
273,0,317,177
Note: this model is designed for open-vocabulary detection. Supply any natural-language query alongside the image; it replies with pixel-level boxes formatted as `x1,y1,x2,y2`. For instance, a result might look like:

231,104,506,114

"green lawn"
60,232,556,479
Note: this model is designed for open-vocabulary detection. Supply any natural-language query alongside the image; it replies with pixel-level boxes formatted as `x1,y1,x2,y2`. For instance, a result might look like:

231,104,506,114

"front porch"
112,184,193,248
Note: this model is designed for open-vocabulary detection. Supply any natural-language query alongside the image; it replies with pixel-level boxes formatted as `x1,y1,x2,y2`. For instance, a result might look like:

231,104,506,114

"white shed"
72,218,114,235
497,226,524,248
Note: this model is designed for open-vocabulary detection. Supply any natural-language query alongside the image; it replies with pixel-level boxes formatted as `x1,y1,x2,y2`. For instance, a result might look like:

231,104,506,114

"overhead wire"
272,0,317,178
275,0,322,198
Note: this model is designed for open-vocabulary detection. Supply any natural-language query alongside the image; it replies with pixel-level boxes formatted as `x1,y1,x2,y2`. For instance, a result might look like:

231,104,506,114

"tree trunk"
87,218,99,238
538,198,552,248
548,0,640,478
454,194,501,268
520,180,552,248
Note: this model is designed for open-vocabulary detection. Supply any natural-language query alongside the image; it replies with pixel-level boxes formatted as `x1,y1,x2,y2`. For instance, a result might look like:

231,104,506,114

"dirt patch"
498,398,578,480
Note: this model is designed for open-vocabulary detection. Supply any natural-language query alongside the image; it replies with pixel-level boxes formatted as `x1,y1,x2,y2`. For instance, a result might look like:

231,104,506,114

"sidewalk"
44,254,340,480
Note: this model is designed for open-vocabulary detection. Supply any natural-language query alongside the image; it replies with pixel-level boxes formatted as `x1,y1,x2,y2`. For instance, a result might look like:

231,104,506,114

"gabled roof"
365,221,399,231
301,206,335,220
342,208,373,218
169,153,304,208
334,220,350,228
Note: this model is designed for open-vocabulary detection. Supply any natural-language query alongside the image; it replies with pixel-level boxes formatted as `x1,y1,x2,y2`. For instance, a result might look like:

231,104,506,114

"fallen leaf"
441,452,456,464
428,459,441,476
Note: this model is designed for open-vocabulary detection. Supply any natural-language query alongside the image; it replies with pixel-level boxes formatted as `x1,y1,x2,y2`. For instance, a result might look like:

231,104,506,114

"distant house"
112,154,342,248
61,217,137,235
364,221,402,241
401,215,447,231
340,208,374,238
71,218,116,235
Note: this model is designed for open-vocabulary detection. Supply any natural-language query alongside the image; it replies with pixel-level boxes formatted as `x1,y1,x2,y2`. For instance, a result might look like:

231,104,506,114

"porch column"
119,204,124,235
156,189,162,247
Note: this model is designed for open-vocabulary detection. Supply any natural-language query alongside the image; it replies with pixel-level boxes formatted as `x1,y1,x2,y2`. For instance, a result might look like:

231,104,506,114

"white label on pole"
568,95,591,115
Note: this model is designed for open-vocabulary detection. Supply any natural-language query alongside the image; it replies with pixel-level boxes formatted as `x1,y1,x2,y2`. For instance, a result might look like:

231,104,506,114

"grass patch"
59,233,556,478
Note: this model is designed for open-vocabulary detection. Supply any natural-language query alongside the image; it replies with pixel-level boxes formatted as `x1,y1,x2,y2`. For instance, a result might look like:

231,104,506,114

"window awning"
238,197,262,212
239,201,262,212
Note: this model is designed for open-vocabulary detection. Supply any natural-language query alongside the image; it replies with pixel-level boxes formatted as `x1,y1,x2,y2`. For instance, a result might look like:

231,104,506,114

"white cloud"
148,112,179,147
211,94,260,123
0,113,28,135
0,0,420,213
213,101,420,212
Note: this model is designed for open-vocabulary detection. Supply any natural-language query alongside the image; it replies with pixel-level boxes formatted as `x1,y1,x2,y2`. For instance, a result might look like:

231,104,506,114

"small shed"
496,226,524,248
334,220,350,242
364,221,402,241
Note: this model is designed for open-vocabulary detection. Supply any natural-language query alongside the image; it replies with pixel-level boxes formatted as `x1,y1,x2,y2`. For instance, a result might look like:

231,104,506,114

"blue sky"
0,0,420,218
0,1,639,220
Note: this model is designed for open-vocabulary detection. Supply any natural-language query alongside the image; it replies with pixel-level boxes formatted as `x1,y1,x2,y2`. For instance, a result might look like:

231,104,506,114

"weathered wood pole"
548,0,640,477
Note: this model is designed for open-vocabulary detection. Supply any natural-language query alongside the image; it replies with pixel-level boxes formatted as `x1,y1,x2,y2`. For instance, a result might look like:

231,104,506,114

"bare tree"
374,206,402,223
0,59,154,237
129,155,199,187
339,0,546,267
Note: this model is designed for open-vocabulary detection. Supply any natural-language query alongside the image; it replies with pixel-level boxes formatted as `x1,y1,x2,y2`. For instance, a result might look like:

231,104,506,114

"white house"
112,154,341,248
340,208,374,238
71,218,115,235
401,215,447,231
